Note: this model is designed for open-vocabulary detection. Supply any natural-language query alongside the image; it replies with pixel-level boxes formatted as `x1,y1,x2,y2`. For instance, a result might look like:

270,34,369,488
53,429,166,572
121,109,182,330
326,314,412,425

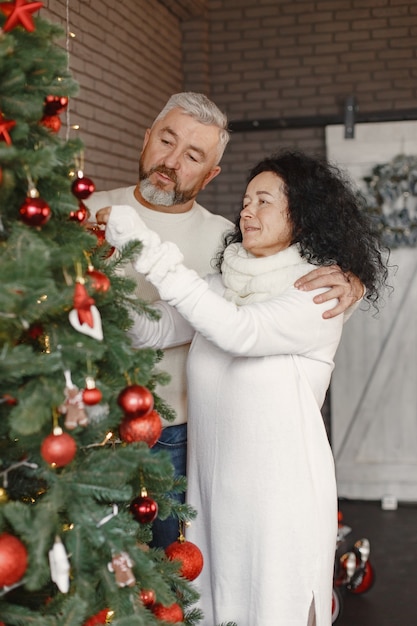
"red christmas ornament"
43,95,69,116
0,532,28,587
72,281,96,328
86,268,111,293
130,490,158,524
0,393,18,406
117,384,154,418
83,609,112,626
152,602,184,623
40,114,61,133
72,173,95,200
165,539,204,581
82,377,102,406
0,112,16,145
140,588,156,608
41,429,77,467
19,196,51,227
119,409,162,448
69,201,88,223
0,0,43,32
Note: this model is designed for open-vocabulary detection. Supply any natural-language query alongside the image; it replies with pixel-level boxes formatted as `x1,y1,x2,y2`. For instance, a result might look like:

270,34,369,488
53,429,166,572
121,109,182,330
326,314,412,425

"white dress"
105,208,345,626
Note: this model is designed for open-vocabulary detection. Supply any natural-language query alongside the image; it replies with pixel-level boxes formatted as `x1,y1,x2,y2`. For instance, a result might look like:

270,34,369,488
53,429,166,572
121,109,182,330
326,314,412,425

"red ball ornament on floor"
130,494,158,524
165,539,204,581
0,532,28,587
41,431,77,467
19,196,51,227
72,174,95,200
117,384,154,418
152,602,184,623
119,409,162,448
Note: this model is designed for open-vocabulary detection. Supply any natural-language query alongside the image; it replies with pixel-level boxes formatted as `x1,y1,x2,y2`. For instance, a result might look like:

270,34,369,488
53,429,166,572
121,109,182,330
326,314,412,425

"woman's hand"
294,265,364,319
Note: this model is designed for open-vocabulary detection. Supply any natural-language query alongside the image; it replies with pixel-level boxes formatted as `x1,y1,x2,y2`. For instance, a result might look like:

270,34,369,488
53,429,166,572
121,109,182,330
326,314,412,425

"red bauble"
40,114,61,133
152,602,184,623
140,588,156,608
69,201,88,223
0,532,28,587
82,386,102,406
165,539,204,581
72,175,95,200
86,268,111,292
43,95,69,116
41,431,77,467
119,410,162,448
19,196,51,227
83,608,111,625
130,495,158,524
117,384,154,418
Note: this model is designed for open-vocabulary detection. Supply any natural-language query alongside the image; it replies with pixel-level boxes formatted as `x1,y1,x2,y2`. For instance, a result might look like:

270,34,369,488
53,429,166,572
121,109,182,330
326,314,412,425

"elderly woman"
101,150,388,626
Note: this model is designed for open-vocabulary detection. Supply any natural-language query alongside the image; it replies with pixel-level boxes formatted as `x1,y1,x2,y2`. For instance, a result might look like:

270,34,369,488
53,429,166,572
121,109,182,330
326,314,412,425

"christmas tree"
0,3,203,624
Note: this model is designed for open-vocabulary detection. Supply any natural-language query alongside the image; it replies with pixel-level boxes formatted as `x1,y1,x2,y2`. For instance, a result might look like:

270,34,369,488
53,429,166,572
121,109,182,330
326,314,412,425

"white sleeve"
127,301,194,350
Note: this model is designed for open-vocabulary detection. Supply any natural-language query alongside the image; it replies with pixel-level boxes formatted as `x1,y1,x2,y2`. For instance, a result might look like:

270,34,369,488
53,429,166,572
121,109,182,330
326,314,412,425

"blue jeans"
150,423,187,549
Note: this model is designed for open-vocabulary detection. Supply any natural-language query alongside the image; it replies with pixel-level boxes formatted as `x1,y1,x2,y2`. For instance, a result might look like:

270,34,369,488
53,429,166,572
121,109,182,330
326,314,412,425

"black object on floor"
336,498,417,626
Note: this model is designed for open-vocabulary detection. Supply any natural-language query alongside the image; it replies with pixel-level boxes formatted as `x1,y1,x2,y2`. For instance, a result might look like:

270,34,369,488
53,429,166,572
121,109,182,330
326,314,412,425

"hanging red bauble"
0,112,16,145
83,608,112,625
117,384,154,418
72,173,95,200
40,114,61,133
86,268,110,292
119,409,162,448
140,588,156,608
130,492,158,524
151,602,184,623
41,430,77,467
43,95,69,117
0,532,28,587
0,0,43,33
165,539,204,581
89,225,115,258
82,377,102,406
69,201,88,223
19,196,51,227
0,393,17,406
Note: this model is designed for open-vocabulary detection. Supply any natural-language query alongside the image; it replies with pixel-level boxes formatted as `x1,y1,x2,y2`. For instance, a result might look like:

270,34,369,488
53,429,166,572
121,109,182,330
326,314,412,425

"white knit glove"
105,205,183,282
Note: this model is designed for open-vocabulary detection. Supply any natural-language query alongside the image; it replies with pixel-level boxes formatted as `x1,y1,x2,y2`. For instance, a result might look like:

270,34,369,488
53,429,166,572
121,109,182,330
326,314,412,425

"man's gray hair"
153,92,230,164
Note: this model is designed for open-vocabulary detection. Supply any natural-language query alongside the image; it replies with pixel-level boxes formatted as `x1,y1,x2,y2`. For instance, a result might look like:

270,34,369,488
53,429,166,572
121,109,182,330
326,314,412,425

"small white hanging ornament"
48,535,70,593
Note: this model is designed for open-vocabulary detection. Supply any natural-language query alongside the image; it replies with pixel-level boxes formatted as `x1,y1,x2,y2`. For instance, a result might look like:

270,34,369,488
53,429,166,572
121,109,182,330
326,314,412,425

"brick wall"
41,1,416,222
42,0,184,191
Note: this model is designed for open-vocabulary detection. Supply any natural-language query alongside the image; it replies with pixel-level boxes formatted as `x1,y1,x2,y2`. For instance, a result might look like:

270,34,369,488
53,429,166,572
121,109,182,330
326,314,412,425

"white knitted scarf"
221,243,313,304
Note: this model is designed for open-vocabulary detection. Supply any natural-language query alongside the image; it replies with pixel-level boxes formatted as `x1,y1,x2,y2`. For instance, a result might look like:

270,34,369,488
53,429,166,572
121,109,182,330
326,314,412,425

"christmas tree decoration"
107,552,136,588
83,609,114,625
48,535,70,593
0,112,16,145
139,587,156,608
165,534,204,581
119,409,162,447
85,252,111,292
0,488,9,504
0,0,43,32
72,170,96,200
58,370,88,429
41,419,77,467
43,94,69,116
82,376,102,406
19,194,51,227
130,487,158,524
117,383,154,418
69,200,89,223
68,273,104,340
40,114,61,133
152,601,184,623
0,532,28,587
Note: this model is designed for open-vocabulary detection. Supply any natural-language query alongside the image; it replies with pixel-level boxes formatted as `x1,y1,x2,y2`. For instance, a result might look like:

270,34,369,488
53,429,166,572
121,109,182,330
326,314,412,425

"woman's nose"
240,204,253,218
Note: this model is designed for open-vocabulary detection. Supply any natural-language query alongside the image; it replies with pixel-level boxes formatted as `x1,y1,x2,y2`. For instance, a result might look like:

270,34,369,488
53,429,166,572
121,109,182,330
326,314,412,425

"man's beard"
139,162,196,207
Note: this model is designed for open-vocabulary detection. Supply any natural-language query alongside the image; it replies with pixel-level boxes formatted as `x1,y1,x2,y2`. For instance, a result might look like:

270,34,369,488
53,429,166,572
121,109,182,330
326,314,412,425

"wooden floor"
335,498,417,625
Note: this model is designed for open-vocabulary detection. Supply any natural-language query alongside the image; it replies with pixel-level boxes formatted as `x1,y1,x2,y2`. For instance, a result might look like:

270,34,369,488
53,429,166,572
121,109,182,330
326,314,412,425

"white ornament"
48,535,70,593
68,305,103,340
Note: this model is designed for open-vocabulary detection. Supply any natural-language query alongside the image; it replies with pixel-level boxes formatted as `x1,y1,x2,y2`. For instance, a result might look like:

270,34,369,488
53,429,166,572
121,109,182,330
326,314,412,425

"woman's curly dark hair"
216,149,390,310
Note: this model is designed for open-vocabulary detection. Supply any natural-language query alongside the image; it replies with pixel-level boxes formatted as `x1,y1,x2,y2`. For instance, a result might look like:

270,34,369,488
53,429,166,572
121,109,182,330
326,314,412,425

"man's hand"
294,265,364,319
95,206,111,225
